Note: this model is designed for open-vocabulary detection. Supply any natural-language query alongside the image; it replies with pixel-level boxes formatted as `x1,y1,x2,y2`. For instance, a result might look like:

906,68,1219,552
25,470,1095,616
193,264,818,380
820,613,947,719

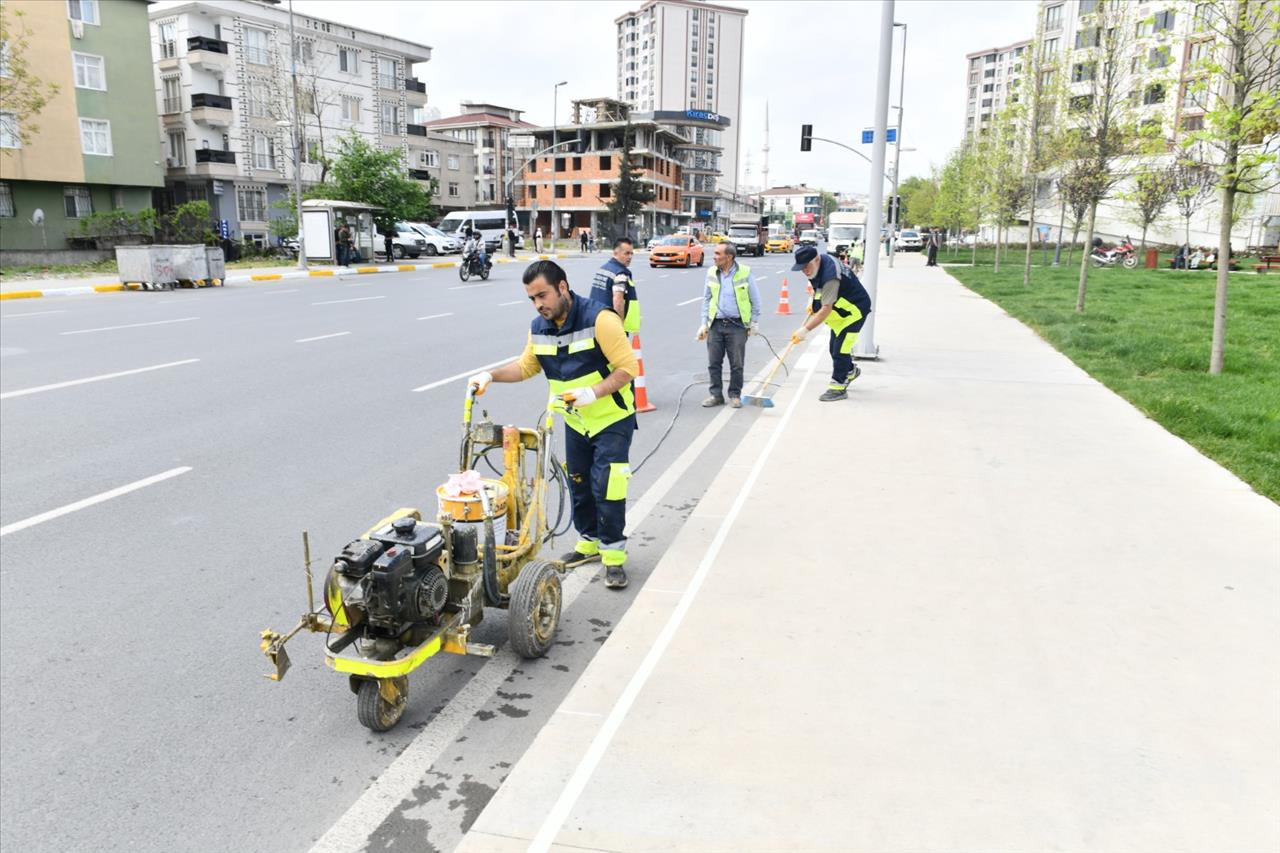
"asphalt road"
0,250,809,853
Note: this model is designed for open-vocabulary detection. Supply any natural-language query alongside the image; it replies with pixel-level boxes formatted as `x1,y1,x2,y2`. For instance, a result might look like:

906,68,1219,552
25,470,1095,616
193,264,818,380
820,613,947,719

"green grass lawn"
945,263,1280,503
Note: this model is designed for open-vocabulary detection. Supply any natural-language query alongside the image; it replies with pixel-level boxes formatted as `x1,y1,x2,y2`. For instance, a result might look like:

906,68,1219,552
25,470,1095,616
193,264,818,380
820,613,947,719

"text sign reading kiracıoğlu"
862,128,899,144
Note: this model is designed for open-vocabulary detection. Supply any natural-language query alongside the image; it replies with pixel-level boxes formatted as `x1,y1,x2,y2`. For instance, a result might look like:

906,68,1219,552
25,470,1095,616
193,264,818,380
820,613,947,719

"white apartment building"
962,39,1032,139
615,0,747,224
149,0,431,246
421,102,534,209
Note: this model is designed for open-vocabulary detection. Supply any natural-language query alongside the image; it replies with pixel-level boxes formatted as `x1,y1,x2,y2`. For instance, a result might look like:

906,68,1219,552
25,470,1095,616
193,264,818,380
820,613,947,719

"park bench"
1253,254,1280,273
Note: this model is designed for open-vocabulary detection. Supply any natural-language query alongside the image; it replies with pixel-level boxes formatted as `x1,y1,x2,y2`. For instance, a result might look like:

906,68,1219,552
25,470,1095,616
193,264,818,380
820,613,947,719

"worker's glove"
696,324,708,342
467,371,493,396
747,323,759,337
790,325,809,345
560,386,598,408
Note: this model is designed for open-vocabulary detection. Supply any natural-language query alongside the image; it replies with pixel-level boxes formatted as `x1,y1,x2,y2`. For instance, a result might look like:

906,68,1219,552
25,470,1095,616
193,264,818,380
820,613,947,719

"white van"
407,222,461,256
438,210,523,252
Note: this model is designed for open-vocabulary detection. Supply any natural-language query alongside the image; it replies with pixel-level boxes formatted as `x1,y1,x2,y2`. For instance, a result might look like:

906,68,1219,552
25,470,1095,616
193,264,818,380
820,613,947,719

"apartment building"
420,102,534,209
962,39,1032,139
517,98,685,240
148,0,431,246
760,185,824,229
614,0,747,222
0,0,164,259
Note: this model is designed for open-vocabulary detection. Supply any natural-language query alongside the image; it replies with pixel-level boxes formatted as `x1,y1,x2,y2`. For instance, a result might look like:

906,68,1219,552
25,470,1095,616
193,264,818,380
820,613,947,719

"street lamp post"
550,80,567,254
286,0,306,270
887,22,906,269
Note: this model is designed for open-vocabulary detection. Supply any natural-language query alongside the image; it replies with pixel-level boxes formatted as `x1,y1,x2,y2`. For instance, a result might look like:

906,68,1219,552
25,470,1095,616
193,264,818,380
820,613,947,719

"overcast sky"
275,0,1039,194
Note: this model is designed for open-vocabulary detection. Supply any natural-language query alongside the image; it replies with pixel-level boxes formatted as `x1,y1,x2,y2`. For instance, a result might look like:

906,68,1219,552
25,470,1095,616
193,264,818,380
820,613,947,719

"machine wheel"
357,676,408,732
459,263,471,282
1123,255,1138,269
392,245,405,260
508,560,562,659
480,264,491,281
425,244,439,256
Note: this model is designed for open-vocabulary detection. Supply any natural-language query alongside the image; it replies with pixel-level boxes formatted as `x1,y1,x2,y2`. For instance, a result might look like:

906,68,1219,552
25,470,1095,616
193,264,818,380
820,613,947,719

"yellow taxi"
766,235,794,253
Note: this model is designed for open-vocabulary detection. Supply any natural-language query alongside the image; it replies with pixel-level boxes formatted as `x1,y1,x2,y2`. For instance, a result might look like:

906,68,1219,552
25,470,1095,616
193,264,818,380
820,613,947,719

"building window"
341,94,360,122
252,133,277,169
162,76,181,114
79,118,111,156
447,155,459,170
157,20,177,59
1079,0,1098,15
599,155,612,171
167,130,185,166
244,27,270,65
72,52,106,90
1153,9,1176,31
245,79,270,117
1181,114,1204,132
339,46,358,73
555,184,566,198
294,37,314,63
1043,37,1059,57
237,186,267,221
448,181,459,197
599,184,611,198
1044,4,1063,29
0,111,19,149
377,56,398,82
1143,84,1166,105
572,184,582,197
1071,62,1095,82
983,83,994,92
419,150,439,168
1075,28,1099,48
67,0,99,25
1149,46,1172,69
380,103,399,134
64,186,93,218
0,182,13,217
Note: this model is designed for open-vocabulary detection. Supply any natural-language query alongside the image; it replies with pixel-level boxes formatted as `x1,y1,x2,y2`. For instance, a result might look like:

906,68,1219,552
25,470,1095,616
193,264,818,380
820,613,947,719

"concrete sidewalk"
458,253,1280,852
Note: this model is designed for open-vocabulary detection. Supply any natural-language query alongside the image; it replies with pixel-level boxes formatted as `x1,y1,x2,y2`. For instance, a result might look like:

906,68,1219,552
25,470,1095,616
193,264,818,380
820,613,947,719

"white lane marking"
658,274,670,279
447,282,499,290
308,385,748,853
527,346,822,853
556,709,603,718
676,296,701,306
410,356,518,393
312,296,386,306
60,317,199,336
344,282,374,288
639,587,686,595
262,288,300,295
0,467,192,538
296,332,351,344
0,359,200,400
416,312,454,321
498,299,524,306
0,310,66,318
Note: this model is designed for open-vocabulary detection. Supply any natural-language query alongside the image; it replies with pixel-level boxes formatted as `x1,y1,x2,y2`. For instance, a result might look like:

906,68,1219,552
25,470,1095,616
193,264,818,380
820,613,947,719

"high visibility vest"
705,263,754,325
808,255,872,335
599,257,642,334
530,294,636,436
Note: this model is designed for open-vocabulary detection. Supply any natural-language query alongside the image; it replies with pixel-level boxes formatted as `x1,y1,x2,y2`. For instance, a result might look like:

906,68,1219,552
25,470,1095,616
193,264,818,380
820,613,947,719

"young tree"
311,131,434,231
0,6,60,147
1182,0,1280,374
1021,13,1072,285
933,149,971,257
1169,153,1218,256
605,122,655,238
1122,166,1177,254
1058,161,1095,267
819,190,839,223
935,143,989,264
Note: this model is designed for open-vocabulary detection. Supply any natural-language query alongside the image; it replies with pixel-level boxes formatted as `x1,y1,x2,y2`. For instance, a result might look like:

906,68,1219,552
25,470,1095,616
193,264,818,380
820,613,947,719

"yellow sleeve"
516,332,543,379
595,311,639,378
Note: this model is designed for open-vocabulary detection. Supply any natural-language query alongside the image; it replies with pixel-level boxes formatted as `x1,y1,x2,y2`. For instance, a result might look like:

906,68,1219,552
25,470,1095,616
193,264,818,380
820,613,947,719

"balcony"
191,93,233,127
409,169,432,181
187,36,230,73
405,77,427,104
406,123,427,137
193,148,237,177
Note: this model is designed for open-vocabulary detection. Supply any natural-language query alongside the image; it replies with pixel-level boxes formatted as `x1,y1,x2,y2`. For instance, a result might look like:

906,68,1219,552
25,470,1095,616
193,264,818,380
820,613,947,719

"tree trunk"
1185,214,1193,273
971,238,976,266
1024,178,1037,286
993,223,1001,272
1068,222,1080,267
1139,224,1148,258
1210,185,1233,374
1076,202,1098,313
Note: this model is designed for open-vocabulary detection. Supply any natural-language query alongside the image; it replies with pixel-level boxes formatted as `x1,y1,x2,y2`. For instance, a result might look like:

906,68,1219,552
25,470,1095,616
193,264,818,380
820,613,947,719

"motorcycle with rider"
459,228,493,281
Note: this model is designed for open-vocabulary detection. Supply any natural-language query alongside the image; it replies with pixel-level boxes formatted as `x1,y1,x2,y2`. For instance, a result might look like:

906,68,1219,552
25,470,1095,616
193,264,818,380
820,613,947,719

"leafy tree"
934,144,987,264
1020,10,1071,285
1122,167,1176,254
819,190,839,223
1057,161,1095,267
1169,151,1218,256
309,131,434,232
1181,0,1280,374
605,122,655,238
0,6,60,147
898,175,937,226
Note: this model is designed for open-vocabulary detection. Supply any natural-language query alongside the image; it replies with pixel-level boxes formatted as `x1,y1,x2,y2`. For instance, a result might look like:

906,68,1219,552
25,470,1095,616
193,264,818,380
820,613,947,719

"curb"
0,253,589,301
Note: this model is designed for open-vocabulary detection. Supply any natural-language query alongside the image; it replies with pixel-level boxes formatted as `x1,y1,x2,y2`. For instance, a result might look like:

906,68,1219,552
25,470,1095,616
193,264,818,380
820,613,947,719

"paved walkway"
457,252,1280,852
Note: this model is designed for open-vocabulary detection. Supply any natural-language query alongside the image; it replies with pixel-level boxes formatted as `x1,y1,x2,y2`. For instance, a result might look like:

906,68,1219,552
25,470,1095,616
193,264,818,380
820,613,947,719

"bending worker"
696,240,760,408
790,245,873,402
590,237,641,335
468,260,638,589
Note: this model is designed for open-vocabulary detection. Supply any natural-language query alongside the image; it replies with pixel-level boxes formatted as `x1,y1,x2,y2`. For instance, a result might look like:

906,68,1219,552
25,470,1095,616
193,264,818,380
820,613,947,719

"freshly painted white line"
311,295,385,306
60,317,199,336
0,358,200,400
410,356,518,393
658,274,671,279
416,312,455,321
295,332,351,344
498,299,524,306
556,709,603,718
676,296,701,306
344,281,374,287
261,288,300,295
527,346,822,853
639,587,686,595
308,382,750,853
0,310,66,318
0,467,192,538
447,282,499,290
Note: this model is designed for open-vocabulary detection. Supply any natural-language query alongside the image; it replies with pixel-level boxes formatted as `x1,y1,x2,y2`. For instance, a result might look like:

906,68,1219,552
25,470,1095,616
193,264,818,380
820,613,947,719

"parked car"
389,223,427,259
897,230,924,251
766,235,793,253
408,222,463,255
649,235,705,267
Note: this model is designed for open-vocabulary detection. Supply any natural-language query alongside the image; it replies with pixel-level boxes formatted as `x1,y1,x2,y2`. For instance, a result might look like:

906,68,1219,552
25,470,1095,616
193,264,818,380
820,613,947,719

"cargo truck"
827,211,866,257
726,213,766,257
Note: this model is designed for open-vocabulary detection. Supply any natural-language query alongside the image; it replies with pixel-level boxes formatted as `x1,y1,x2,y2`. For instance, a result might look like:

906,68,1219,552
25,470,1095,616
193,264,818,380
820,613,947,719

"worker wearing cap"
468,260,639,589
789,245,873,402
589,237,641,335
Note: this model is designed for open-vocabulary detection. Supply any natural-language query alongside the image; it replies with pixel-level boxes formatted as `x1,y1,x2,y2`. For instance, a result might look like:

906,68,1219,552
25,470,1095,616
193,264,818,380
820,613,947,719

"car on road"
409,222,462,255
897,230,924,251
647,236,663,250
649,235,705,267
798,229,820,246
389,223,427,259
766,235,793,253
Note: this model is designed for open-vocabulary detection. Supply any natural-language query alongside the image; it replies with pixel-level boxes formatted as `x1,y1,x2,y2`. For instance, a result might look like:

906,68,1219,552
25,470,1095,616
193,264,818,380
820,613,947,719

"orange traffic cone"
631,334,657,413
775,277,792,315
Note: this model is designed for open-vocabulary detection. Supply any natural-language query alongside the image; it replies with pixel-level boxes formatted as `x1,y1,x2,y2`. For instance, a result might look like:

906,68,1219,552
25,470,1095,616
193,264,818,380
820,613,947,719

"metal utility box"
204,247,226,281
115,245,176,289
169,244,208,282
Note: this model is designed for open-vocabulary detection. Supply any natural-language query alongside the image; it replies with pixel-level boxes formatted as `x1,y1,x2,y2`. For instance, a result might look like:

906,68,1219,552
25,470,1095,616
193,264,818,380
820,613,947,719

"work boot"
604,565,629,589
701,395,725,407
848,364,862,383
818,384,849,402
728,396,743,408
560,542,601,568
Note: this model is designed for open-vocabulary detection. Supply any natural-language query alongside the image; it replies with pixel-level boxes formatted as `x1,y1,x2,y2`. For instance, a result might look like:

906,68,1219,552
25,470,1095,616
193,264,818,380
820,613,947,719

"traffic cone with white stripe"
776,277,792,315
631,334,657,413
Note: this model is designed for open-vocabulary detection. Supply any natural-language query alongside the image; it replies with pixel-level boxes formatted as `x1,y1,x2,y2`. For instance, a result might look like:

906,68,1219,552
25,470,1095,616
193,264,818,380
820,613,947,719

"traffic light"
800,124,813,152
506,196,516,224
887,195,901,224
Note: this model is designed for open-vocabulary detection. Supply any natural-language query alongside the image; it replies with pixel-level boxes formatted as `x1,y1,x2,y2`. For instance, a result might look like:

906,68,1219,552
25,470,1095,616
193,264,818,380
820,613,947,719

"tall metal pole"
287,0,307,270
887,22,906,269
550,81,566,254
855,0,894,360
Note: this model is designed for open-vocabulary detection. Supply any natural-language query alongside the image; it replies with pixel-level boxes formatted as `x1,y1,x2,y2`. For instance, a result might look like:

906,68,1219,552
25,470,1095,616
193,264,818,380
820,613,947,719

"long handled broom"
742,339,797,408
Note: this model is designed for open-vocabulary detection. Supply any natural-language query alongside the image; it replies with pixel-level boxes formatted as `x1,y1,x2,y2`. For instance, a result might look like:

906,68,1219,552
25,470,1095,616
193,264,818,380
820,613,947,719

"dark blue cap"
791,245,818,271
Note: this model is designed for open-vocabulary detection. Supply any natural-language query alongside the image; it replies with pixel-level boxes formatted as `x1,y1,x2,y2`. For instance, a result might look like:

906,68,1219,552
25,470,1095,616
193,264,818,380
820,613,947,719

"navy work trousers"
564,415,635,550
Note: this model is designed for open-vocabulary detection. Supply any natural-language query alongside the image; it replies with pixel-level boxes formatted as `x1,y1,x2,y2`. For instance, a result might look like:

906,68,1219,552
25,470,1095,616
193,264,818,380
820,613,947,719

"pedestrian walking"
790,245,873,402
534,227,543,254
580,229,590,252
850,238,865,275
384,230,394,262
468,260,639,589
588,230,596,253
590,237,641,334
926,229,940,266
338,222,352,266
696,240,760,409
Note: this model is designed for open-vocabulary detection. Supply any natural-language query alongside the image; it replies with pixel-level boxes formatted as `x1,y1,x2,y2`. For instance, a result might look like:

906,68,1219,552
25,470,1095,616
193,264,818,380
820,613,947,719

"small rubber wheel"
459,263,470,282
480,264,490,281
1123,256,1138,269
508,559,562,659
357,676,408,732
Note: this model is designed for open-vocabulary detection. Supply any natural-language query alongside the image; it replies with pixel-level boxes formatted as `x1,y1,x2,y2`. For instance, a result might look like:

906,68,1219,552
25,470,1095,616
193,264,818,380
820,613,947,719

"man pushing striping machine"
788,245,874,402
